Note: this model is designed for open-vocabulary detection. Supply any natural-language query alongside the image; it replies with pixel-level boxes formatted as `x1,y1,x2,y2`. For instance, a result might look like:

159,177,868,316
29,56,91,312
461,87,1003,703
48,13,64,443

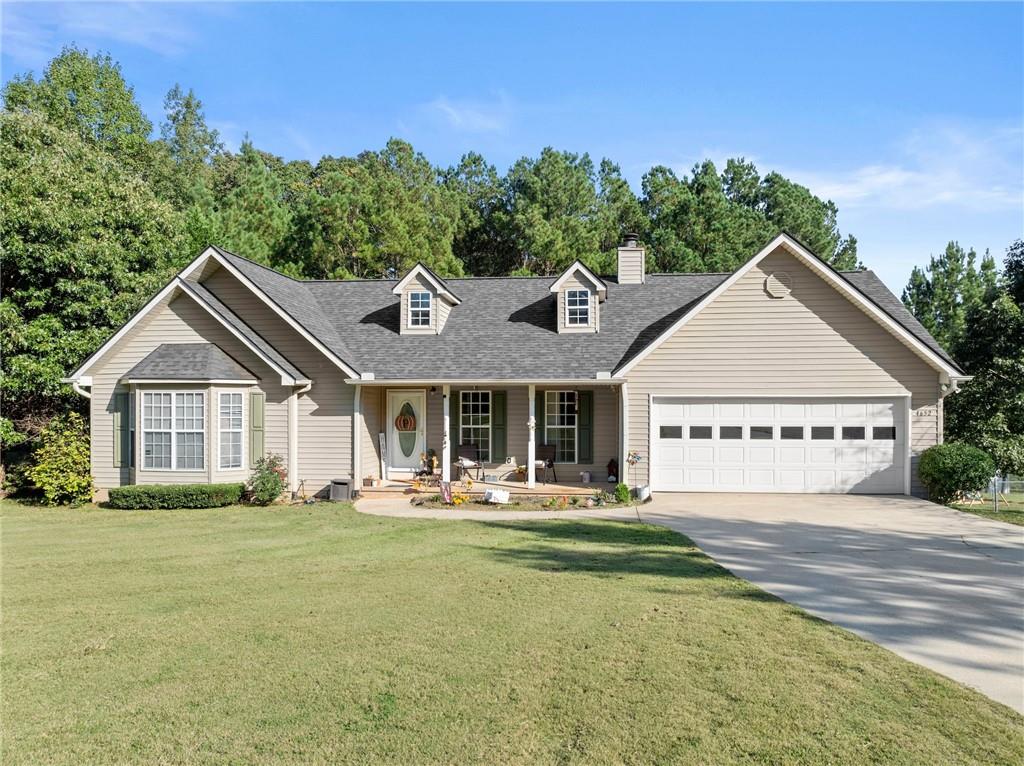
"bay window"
545,390,577,463
142,391,205,470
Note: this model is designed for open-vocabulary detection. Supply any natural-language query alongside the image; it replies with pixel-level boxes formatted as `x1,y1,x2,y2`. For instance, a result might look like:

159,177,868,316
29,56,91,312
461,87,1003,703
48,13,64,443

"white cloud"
421,93,513,133
783,122,1023,212
2,2,223,69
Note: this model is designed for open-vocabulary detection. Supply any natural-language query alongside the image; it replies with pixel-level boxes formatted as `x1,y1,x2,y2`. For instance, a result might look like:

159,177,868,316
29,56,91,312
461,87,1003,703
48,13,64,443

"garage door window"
873,426,896,440
781,426,803,440
750,426,773,440
842,426,865,440
689,426,712,439
811,426,834,439
720,426,742,439
659,425,682,439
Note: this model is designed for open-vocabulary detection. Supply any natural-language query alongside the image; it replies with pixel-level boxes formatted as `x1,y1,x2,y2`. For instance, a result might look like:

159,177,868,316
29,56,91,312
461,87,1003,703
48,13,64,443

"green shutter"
249,392,265,468
491,391,507,462
113,391,129,467
450,390,460,449
535,391,546,446
578,390,594,464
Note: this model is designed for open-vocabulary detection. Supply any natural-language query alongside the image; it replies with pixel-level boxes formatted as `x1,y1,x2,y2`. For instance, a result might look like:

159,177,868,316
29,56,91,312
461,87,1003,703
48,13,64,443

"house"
65,233,968,499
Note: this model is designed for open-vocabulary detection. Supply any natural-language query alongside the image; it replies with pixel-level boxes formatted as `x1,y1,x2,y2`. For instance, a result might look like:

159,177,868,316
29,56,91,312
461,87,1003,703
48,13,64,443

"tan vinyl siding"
617,246,645,284
557,273,599,334
359,387,384,480
203,266,352,495
88,292,290,489
436,297,452,333
625,249,942,494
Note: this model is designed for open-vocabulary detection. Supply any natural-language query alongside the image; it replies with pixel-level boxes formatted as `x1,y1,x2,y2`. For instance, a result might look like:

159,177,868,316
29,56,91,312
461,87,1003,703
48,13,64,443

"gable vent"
764,272,792,298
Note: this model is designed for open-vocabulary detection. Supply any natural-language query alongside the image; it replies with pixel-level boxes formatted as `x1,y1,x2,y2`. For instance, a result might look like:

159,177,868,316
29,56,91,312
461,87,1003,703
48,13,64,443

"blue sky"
3,2,1022,292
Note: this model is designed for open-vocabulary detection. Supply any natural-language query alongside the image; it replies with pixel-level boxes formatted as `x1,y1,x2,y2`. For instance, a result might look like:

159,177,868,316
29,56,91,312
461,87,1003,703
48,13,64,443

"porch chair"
535,444,557,484
455,444,483,482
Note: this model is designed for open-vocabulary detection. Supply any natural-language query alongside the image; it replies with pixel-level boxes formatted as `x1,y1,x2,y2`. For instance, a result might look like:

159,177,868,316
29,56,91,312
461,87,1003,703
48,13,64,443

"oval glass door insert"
396,401,417,457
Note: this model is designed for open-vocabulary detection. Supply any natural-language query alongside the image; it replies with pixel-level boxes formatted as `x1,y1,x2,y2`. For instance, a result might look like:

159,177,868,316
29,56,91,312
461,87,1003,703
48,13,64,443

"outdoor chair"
535,444,557,484
455,444,483,482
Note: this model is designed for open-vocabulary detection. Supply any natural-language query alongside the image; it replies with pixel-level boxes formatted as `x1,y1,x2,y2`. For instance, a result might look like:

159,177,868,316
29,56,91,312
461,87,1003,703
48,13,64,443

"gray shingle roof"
180,279,309,382
201,250,963,380
123,343,257,381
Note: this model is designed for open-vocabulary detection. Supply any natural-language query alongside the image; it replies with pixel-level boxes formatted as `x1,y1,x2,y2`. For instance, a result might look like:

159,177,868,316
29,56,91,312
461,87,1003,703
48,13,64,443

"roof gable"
612,233,967,380
122,343,257,383
549,260,607,299
392,263,462,304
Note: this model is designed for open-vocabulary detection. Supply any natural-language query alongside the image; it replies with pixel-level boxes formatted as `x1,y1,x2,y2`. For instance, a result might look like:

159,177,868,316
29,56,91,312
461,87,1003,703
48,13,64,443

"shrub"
248,453,287,505
918,443,995,505
108,483,244,510
614,482,632,504
28,412,92,505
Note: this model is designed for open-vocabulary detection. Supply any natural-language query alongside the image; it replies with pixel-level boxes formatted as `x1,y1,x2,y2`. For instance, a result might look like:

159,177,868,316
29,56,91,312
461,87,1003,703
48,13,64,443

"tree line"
1,46,1019,478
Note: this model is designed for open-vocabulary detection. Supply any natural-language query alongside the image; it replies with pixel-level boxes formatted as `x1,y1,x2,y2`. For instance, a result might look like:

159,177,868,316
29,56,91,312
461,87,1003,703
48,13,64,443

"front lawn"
2,500,1021,764
952,493,1024,526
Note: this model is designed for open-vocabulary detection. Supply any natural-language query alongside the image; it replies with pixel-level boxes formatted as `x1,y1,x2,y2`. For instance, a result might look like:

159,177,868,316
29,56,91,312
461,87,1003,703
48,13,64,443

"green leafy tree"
596,159,645,268
2,45,153,169
217,141,293,265
1003,239,1024,307
0,111,183,422
443,152,515,276
902,241,996,350
160,84,222,203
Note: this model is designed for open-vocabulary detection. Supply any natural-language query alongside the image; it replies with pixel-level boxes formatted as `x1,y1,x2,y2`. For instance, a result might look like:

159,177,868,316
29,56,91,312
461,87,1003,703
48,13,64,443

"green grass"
952,493,1024,526
2,500,1021,764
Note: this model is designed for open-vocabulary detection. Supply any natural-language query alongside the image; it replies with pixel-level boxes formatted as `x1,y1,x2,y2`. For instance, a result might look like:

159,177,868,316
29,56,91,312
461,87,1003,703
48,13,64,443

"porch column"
619,382,629,486
288,388,299,495
352,384,362,489
527,384,536,489
442,384,451,483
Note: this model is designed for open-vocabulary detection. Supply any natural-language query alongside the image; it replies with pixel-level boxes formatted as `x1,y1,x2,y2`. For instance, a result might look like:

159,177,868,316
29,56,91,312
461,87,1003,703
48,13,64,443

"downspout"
72,381,92,399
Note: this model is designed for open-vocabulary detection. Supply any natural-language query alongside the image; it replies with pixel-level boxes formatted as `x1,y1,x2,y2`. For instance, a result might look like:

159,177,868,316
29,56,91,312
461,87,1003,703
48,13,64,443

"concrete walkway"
357,493,1024,712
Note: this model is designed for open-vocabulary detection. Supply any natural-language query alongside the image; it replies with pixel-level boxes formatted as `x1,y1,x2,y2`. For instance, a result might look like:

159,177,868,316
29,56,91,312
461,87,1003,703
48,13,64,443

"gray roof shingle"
201,250,963,380
123,343,256,381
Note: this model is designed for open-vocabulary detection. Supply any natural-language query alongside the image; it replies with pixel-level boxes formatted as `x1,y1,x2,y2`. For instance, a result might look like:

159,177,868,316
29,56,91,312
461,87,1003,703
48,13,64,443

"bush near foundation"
918,443,995,505
108,483,244,510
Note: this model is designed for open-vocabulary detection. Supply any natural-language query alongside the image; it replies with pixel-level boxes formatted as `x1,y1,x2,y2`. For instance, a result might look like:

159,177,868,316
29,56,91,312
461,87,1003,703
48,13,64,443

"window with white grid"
545,391,577,463
460,390,491,462
409,291,432,327
565,289,590,326
142,391,205,470
219,392,243,469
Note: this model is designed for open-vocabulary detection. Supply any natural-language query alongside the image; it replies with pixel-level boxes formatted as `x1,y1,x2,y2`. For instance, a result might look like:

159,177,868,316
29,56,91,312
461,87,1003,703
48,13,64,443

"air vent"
764,272,792,298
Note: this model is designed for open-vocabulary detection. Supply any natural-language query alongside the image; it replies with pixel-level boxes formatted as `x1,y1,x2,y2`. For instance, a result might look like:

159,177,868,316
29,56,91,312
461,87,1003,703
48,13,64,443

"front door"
387,390,426,473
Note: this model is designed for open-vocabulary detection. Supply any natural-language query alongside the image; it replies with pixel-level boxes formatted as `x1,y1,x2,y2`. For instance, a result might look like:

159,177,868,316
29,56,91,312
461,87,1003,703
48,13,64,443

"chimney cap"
621,232,640,247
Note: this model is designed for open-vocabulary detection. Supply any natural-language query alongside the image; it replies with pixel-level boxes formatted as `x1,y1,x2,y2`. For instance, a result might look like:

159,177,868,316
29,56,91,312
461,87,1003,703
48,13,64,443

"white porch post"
527,384,536,489
287,388,299,494
353,384,362,487
442,384,451,483
620,382,629,486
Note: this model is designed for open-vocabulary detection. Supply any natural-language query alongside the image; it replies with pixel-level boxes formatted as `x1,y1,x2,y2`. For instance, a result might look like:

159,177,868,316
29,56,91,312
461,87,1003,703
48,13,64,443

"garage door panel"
652,397,905,494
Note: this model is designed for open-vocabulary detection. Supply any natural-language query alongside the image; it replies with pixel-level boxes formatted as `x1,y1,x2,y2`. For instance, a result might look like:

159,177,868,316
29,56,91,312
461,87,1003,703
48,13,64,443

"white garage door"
651,398,906,493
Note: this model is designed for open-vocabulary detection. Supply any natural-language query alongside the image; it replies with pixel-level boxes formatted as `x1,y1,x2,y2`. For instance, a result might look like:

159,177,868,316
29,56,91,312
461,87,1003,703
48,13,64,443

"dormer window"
409,291,432,327
566,290,590,326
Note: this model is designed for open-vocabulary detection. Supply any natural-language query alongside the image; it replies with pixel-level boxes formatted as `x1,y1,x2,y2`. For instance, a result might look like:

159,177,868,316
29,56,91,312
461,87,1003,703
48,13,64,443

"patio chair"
535,444,557,484
455,444,483,482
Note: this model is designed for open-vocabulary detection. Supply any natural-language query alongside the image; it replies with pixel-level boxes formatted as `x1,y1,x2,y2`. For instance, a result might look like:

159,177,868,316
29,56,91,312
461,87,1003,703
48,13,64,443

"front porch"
358,475,607,498
354,382,623,491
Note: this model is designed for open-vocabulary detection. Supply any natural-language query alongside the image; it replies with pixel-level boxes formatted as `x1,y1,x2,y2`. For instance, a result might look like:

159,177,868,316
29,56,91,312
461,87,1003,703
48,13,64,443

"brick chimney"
617,233,645,284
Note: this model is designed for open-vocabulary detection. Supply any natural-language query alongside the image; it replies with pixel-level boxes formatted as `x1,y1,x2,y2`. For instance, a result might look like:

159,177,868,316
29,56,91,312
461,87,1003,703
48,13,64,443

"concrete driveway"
639,494,1024,713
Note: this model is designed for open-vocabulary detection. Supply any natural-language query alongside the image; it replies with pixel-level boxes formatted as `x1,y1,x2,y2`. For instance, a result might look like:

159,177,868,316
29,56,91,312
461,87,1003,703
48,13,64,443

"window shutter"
450,391,460,449
249,392,265,468
491,391,507,462
578,390,594,464
535,391,546,446
113,391,129,467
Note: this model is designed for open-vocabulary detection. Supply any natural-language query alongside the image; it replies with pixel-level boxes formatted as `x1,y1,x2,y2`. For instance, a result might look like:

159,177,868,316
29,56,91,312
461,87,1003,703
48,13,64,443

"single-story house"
65,233,968,498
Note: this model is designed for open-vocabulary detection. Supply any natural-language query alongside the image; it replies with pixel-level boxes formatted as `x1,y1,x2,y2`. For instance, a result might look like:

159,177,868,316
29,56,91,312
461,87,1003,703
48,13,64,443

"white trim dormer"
392,263,460,335
392,263,462,305
550,260,606,334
